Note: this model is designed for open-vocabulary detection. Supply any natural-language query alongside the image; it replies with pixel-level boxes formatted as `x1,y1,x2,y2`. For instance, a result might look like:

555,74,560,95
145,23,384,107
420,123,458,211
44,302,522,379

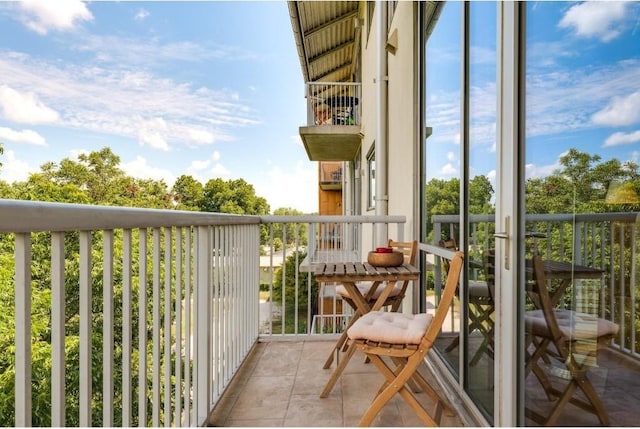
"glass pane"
467,1,496,420
424,1,462,378
524,2,640,426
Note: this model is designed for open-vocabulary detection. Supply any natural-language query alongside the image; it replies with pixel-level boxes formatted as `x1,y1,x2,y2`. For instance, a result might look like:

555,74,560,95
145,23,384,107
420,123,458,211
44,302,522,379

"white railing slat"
103,230,114,426
122,229,132,427
138,228,148,427
79,230,92,427
51,232,65,427
152,228,161,427
15,233,32,427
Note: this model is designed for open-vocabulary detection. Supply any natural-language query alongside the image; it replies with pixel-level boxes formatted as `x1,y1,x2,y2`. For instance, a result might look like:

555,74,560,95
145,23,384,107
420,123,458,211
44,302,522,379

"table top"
314,262,419,283
526,259,604,280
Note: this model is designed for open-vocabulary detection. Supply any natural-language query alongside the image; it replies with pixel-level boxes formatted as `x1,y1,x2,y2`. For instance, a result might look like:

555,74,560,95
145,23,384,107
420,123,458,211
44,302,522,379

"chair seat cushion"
336,283,403,301
468,280,490,298
525,309,619,339
347,311,433,345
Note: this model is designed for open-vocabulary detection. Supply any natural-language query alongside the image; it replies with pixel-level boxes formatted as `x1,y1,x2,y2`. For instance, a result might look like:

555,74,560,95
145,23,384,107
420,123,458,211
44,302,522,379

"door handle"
494,216,510,269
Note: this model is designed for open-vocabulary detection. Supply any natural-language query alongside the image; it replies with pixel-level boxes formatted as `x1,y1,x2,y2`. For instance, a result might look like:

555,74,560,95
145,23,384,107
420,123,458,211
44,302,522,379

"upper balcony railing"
305,82,361,127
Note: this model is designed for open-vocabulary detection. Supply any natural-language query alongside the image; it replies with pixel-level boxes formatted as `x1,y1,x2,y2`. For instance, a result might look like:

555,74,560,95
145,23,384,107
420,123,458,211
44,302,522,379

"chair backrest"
483,249,496,299
388,239,417,266
438,238,458,273
423,251,464,346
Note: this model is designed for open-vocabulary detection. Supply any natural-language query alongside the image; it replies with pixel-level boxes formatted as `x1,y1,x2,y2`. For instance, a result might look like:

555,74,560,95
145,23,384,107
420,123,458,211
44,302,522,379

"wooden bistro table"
314,261,420,398
525,259,604,308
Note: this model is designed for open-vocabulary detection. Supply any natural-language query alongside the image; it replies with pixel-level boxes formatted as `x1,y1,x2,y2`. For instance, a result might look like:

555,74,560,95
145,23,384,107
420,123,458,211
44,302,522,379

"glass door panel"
466,1,497,419
424,0,462,379
523,2,640,426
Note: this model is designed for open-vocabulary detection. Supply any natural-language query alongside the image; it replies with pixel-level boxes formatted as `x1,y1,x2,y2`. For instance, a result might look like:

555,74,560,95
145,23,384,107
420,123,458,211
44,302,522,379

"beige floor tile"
228,375,295,420
284,395,343,427
253,342,304,377
225,418,284,427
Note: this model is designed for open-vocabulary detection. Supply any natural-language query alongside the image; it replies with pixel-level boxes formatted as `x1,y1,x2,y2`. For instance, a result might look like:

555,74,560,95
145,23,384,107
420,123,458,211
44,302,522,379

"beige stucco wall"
358,2,418,248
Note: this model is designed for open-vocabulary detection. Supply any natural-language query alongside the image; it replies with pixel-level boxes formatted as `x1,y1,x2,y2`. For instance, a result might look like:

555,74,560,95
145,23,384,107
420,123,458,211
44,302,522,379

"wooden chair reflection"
346,251,464,426
441,239,495,364
524,254,619,426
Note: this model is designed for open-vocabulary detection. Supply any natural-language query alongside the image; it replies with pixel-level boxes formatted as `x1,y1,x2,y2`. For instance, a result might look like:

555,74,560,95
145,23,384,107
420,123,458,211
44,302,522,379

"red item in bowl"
375,247,393,253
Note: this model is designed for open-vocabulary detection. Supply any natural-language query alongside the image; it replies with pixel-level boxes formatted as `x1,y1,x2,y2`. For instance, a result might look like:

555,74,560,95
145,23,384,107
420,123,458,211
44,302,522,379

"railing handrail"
432,212,640,224
0,199,260,233
260,214,406,224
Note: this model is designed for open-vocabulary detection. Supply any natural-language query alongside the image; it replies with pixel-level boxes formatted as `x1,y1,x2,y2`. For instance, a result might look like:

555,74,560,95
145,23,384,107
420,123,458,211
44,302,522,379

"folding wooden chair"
346,251,464,426
323,239,417,369
524,254,619,426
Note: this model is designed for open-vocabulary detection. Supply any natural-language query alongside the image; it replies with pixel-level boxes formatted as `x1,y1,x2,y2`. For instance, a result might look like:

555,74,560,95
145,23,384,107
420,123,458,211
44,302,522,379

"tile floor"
208,340,464,427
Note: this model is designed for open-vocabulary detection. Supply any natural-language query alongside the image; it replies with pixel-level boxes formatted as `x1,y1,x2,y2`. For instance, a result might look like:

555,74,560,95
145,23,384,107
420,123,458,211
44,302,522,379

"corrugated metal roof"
288,1,361,83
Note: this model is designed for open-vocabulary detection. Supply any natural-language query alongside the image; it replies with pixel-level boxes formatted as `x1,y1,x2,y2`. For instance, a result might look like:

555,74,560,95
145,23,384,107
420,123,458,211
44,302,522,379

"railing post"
14,233,32,427
195,226,212,425
79,231,92,427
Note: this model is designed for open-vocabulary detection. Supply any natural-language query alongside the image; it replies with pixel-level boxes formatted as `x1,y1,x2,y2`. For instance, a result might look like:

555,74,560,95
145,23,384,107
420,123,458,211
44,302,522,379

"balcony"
1,199,639,426
319,161,343,191
300,82,362,162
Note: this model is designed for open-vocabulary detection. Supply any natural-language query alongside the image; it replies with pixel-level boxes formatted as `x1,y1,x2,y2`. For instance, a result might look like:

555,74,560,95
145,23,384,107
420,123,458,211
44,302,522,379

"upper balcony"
300,82,362,162
319,161,343,190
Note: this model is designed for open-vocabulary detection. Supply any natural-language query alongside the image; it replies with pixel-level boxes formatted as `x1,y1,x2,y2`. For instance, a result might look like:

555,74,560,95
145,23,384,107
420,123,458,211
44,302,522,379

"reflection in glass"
524,2,640,426
424,1,462,379
467,1,496,420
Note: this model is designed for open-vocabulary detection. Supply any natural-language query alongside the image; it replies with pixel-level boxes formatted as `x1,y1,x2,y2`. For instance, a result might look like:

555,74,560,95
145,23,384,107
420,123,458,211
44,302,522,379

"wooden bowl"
367,250,404,267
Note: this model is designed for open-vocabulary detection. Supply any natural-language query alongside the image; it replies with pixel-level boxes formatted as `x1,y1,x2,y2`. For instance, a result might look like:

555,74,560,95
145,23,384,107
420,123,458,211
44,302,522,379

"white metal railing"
1,199,260,427
431,212,640,360
258,214,406,337
305,82,361,126
0,200,407,426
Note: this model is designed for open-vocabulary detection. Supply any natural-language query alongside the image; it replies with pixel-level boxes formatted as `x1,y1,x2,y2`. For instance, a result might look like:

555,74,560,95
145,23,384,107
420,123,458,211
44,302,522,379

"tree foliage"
0,146,292,425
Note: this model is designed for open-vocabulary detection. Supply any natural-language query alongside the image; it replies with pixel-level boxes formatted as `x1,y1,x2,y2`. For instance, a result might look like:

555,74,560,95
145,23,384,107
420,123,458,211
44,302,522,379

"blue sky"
0,1,315,212
425,1,640,190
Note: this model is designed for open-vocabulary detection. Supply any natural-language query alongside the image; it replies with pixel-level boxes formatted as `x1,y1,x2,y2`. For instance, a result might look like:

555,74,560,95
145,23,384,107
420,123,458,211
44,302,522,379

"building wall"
358,2,418,251
386,1,418,243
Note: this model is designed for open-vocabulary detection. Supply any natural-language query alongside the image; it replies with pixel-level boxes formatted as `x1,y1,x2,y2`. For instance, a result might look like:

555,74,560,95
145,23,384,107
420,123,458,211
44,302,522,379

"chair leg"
359,353,440,427
323,309,362,369
320,340,358,398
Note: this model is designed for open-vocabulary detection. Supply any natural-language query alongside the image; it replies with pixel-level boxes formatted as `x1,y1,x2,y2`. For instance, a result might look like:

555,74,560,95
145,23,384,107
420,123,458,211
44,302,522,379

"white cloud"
592,91,640,127
0,52,257,150
121,156,175,185
135,8,149,21
188,159,211,173
254,161,317,213
0,150,34,183
210,163,231,177
0,85,59,124
137,117,169,151
0,126,46,146
439,163,457,176
446,151,455,162
603,130,640,147
525,161,561,180
17,0,93,35
559,2,628,42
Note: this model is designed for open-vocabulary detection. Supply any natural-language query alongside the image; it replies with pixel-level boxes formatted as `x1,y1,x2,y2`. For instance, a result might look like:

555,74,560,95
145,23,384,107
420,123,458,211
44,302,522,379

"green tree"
270,207,308,247
272,251,318,333
201,178,270,215
172,174,204,210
